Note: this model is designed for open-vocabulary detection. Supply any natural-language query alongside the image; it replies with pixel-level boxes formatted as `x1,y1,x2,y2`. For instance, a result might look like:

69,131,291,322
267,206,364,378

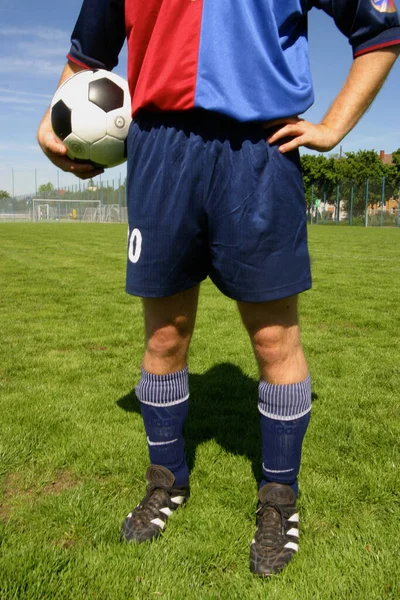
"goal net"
32,198,102,222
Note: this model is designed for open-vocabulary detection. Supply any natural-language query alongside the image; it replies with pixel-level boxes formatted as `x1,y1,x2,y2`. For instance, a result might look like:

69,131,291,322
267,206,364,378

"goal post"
32,198,102,222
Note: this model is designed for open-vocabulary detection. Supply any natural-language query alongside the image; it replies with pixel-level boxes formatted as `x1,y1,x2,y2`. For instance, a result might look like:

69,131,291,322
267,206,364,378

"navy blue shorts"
126,110,311,302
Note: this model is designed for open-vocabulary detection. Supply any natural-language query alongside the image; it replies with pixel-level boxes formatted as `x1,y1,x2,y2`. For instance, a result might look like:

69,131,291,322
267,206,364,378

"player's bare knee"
252,327,301,367
254,341,287,369
146,324,190,360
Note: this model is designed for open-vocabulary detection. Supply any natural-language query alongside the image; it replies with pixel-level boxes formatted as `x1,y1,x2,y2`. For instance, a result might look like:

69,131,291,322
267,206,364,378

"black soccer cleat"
250,482,299,577
121,465,189,543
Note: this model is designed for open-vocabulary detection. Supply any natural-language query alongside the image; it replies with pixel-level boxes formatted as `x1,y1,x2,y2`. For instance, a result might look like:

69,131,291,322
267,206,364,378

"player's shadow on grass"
117,363,263,484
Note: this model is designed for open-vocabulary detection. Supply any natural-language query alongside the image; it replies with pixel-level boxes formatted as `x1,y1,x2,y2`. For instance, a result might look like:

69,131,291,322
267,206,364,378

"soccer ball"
51,69,132,168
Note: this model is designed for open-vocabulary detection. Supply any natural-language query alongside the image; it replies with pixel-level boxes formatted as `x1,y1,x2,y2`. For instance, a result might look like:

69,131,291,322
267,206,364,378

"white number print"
128,228,143,264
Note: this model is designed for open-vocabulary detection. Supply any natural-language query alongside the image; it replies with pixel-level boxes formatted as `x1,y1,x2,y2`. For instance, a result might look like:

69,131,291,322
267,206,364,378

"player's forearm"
320,47,400,143
266,45,400,154
59,60,88,85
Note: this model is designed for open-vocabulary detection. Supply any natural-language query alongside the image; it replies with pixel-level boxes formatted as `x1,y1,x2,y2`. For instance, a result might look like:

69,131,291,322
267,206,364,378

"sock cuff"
135,366,189,407
258,374,312,421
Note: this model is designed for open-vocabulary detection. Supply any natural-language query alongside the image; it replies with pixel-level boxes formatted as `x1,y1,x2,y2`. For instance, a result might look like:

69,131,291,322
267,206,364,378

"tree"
349,151,385,213
37,182,54,198
384,148,400,204
0,190,10,199
300,154,337,208
335,150,383,182
301,149,392,218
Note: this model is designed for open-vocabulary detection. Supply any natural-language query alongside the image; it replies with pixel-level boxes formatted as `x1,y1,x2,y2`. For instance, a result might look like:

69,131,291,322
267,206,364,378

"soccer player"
38,0,400,577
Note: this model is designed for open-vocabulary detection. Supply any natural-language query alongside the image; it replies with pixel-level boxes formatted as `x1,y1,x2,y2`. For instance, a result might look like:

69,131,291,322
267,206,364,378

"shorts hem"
126,277,312,301
212,277,312,303
125,280,204,298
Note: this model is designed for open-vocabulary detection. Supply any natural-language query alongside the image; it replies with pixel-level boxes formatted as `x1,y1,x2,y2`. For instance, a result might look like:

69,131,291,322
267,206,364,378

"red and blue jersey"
68,0,400,122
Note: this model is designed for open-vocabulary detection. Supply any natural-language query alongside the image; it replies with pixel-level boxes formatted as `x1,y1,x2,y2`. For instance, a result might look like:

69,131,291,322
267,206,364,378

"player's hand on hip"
267,117,340,154
37,109,104,180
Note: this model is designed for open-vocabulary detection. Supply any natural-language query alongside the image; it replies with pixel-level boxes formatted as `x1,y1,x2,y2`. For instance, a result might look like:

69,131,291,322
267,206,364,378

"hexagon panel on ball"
71,103,108,144
89,78,124,113
64,133,91,161
90,135,126,168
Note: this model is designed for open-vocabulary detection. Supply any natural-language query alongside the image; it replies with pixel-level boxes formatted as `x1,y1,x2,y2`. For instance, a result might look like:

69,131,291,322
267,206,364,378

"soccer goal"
32,199,102,222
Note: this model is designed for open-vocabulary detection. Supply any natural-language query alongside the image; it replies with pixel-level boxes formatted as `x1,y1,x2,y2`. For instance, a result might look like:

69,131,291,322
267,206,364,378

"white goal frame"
32,198,102,222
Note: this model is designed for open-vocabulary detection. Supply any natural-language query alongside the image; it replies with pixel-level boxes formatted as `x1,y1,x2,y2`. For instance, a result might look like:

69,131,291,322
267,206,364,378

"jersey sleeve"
67,0,126,70
310,0,400,57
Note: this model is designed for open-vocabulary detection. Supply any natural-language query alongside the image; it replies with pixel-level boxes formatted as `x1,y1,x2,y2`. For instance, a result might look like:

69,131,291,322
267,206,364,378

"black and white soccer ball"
51,69,132,169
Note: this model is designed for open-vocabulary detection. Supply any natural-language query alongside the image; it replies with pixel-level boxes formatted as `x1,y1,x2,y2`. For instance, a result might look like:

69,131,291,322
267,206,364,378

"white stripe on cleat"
284,541,299,552
151,518,166,530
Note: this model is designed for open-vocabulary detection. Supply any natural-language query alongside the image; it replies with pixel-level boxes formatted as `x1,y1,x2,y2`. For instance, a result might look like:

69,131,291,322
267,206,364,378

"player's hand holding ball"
37,107,103,180
38,66,132,180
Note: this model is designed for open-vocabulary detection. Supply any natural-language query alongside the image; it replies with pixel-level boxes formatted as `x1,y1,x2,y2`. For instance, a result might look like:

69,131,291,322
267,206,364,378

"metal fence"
307,178,400,227
0,178,128,223
1,176,399,226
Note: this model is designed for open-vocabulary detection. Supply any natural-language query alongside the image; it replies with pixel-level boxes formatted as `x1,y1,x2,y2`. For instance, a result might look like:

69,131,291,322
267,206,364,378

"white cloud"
0,95,49,105
0,85,52,109
0,26,69,76
17,41,68,58
0,87,52,99
0,26,69,42
0,57,62,75
0,104,43,114
0,90,50,118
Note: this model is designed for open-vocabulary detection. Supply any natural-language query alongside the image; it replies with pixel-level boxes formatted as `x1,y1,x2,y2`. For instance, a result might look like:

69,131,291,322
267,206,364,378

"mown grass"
0,223,399,600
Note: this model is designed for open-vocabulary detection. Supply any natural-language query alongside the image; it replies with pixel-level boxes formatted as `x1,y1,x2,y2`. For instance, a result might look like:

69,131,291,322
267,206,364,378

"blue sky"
0,0,399,196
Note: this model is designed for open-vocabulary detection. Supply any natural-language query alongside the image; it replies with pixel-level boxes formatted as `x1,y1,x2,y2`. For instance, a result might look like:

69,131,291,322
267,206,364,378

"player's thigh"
237,294,300,342
238,295,309,383
143,285,200,344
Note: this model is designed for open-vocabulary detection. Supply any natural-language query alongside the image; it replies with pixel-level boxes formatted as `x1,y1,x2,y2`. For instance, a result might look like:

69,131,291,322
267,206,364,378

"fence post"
350,180,354,226
12,167,15,222
365,178,369,227
57,171,61,220
118,174,122,222
380,176,385,227
336,182,340,224
100,175,103,222
310,183,314,224
323,182,327,224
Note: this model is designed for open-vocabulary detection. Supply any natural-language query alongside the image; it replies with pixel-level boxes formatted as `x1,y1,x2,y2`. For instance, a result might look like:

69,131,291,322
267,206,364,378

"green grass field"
0,223,399,600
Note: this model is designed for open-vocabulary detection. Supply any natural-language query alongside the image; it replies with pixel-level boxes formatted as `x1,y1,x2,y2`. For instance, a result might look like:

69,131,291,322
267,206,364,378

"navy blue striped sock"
135,367,189,488
258,375,312,497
